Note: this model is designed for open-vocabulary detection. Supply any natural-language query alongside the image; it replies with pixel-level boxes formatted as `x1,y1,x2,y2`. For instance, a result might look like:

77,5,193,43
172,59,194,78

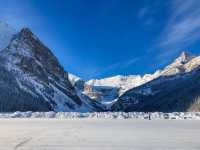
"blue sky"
0,0,200,80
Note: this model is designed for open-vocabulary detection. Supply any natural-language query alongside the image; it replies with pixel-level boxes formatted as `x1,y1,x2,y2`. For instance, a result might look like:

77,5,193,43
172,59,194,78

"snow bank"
0,112,200,120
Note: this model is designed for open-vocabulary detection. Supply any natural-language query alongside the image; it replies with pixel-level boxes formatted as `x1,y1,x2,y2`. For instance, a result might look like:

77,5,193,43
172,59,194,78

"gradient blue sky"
0,0,200,80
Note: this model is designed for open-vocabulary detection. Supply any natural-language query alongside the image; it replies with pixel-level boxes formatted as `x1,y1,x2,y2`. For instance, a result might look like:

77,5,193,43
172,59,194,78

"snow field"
0,119,200,150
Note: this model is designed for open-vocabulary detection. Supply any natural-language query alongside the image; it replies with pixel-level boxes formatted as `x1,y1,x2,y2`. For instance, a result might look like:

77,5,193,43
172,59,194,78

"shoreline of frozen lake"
0,111,200,120
0,119,200,150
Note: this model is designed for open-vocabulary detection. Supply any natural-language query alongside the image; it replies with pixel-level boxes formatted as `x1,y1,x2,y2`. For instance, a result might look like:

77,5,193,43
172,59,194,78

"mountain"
69,70,161,107
69,52,200,112
111,52,200,112
87,72,161,95
86,52,195,95
1,22,200,112
0,26,101,112
69,68,161,107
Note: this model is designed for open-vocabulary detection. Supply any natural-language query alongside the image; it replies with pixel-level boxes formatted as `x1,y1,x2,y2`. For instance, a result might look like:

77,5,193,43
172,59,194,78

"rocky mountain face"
0,26,102,112
68,74,119,108
112,52,200,112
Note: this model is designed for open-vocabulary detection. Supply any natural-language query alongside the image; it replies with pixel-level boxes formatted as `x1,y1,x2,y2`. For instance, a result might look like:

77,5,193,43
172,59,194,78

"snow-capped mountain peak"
161,51,197,76
174,51,195,65
86,72,160,95
0,24,103,112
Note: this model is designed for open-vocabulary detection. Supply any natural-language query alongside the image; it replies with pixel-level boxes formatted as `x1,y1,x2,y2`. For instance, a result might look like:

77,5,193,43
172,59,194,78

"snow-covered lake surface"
0,119,200,150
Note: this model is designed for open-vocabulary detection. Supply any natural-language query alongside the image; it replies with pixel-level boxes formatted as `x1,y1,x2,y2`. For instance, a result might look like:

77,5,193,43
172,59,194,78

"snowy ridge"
86,52,199,94
161,52,197,75
68,73,82,86
1,111,200,120
87,71,161,95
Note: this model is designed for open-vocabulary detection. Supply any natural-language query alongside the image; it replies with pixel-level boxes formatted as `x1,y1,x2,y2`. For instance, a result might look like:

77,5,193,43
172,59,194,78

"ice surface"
0,119,199,150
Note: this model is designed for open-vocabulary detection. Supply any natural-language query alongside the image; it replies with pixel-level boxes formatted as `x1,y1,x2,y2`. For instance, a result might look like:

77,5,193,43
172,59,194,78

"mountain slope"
0,27,100,112
112,52,200,112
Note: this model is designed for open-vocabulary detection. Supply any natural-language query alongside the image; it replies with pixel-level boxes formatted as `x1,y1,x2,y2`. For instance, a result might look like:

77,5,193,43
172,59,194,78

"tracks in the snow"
14,137,32,150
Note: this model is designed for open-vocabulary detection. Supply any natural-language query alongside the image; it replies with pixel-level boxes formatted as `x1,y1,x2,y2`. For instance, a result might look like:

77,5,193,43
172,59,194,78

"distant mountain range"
70,51,200,112
0,22,200,112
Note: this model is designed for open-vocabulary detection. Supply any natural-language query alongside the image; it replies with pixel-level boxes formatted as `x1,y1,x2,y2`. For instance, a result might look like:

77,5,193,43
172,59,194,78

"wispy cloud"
91,57,140,78
137,6,155,26
157,0,200,58
137,7,149,19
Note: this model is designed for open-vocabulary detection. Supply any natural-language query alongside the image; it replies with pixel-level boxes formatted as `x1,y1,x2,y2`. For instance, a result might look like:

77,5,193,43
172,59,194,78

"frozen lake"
0,119,200,150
